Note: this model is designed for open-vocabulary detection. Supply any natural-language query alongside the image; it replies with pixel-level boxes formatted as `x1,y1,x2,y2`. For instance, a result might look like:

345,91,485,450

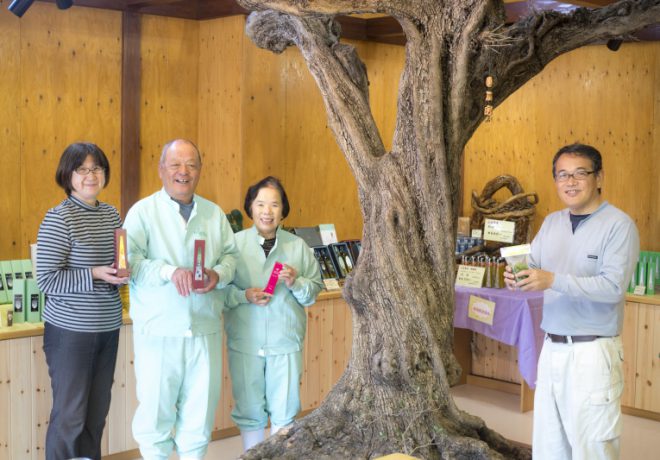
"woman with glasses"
36,142,128,460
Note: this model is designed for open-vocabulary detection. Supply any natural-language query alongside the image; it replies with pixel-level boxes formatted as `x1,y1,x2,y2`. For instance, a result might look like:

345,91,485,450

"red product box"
264,262,283,294
192,239,206,289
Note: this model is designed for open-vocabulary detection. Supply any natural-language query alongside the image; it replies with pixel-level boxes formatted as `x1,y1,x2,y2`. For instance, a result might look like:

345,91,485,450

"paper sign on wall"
483,219,515,243
455,265,486,288
319,224,338,245
468,295,496,326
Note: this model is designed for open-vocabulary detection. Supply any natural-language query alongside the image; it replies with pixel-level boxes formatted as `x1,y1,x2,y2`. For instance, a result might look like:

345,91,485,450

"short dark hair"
552,143,603,178
244,176,290,219
55,142,111,195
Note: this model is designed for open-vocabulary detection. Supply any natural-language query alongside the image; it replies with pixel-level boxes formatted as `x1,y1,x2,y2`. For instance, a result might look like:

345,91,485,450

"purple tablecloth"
453,286,544,388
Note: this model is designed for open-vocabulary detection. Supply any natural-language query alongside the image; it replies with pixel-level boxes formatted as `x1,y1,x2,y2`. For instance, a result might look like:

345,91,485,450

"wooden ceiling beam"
196,0,248,20
35,0,657,43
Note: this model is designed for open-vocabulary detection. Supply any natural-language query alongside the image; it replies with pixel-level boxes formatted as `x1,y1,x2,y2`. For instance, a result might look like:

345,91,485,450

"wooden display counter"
0,290,351,460
2,289,656,459
454,292,660,420
621,293,660,421
452,286,542,413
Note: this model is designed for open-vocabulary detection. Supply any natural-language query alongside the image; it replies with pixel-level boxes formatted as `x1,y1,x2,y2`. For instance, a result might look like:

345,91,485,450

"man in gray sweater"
505,143,639,460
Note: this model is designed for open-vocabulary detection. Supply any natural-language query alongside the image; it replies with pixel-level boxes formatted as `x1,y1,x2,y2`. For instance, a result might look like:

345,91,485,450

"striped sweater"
36,195,123,332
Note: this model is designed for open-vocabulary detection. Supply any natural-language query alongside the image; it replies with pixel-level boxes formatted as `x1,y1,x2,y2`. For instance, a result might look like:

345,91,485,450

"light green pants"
228,350,302,431
132,332,222,460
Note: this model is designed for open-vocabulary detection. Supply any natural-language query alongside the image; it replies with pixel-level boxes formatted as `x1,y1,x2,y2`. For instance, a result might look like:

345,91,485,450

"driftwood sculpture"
236,1,660,458
471,174,539,249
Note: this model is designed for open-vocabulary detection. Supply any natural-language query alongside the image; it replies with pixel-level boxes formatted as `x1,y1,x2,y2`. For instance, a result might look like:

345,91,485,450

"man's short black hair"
552,143,603,178
55,142,110,196
244,176,290,219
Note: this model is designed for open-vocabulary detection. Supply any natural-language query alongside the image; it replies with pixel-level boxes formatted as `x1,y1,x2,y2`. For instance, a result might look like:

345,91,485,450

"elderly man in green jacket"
124,139,238,460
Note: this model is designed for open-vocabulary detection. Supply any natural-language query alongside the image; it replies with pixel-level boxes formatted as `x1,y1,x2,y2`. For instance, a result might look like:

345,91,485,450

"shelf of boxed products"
1,286,344,342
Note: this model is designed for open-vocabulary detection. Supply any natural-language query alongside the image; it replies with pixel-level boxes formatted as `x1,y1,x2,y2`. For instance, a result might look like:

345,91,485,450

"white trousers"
532,336,624,460
132,332,222,460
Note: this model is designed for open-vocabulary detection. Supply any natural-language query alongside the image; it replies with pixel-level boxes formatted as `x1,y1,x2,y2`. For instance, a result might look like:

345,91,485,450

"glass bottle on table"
341,250,353,273
322,254,337,278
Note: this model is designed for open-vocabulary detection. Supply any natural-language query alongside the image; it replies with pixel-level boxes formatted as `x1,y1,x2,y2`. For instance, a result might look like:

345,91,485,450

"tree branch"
494,0,660,111
238,0,394,16
448,1,500,155
244,10,386,184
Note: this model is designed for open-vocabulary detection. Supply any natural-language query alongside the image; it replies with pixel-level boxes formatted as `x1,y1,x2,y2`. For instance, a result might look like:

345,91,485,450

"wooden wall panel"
10,338,32,458
20,4,123,242
241,39,288,222
281,47,354,237
635,303,660,412
0,341,11,458
30,337,49,460
107,327,127,454
0,4,122,259
302,306,322,409
138,15,199,199
463,42,659,251
123,325,139,451
318,301,334,402
356,40,404,153
197,16,245,211
621,302,639,408
331,297,349,383
215,337,234,430
0,11,22,259
227,38,403,240
279,40,403,241
653,50,660,255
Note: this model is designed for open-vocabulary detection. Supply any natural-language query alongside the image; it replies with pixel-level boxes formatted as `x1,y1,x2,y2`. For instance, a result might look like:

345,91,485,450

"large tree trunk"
236,1,660,458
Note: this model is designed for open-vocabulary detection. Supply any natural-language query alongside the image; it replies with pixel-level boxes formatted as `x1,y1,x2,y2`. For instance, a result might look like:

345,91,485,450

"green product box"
0,263,7,304
645,251,658,295
1,260,14,300
11,260,24,283
26,279,41,323
22,259,34,279
12,278,26,324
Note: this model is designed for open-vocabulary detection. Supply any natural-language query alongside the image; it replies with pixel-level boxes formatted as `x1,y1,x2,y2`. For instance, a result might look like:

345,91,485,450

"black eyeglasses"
554,170,595,182
75,166,106,176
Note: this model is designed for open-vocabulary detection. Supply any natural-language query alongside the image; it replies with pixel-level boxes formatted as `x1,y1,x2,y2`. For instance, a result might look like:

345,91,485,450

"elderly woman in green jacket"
223,176,323,452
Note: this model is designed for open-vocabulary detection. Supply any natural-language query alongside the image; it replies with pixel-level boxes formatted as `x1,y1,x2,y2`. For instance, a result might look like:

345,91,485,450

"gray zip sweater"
530,201,639,336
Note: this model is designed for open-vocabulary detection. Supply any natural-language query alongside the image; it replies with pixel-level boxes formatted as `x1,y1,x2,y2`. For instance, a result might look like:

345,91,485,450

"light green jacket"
124,189,238,336
223,226,323,355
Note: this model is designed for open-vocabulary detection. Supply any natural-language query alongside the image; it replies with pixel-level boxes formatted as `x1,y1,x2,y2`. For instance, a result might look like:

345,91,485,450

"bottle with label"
628,265,637,293
497,257,506,289
647,256,656,295
341,251,353,273
315,252,330,279
323,255,337,278
334,251,347,277
637,256,647,290
480,256,490,288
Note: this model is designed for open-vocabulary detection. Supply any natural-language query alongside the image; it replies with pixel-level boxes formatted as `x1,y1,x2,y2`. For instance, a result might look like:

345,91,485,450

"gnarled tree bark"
236,1,660,458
